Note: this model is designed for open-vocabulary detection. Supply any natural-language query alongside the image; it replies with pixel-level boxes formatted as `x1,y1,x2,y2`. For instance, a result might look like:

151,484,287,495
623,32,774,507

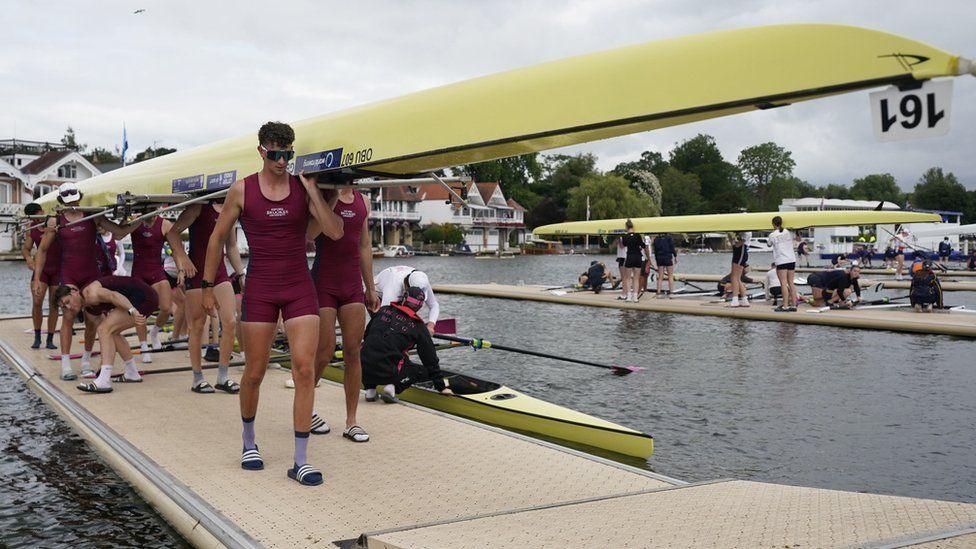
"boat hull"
322,365,653,459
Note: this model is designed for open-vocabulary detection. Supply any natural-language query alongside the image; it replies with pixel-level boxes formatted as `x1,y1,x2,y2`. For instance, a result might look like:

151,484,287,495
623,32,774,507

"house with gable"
0,139,102,252
415,180,526,252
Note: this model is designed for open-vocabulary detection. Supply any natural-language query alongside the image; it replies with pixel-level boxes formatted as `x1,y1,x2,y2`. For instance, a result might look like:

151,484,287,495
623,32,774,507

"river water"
1,253,973,547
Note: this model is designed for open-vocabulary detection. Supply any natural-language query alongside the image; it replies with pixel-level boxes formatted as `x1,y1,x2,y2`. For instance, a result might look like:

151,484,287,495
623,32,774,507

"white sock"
150,326,161,348
731,297,740,306
140,341,149,351
94,365,112,388
365,388,377,399
124,358,141,380
383,384,395,396
81,351,92,369
741,296,749,304
61,355,72,371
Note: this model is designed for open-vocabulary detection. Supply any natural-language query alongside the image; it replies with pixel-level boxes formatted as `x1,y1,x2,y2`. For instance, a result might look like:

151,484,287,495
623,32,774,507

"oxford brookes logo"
267,208,288,217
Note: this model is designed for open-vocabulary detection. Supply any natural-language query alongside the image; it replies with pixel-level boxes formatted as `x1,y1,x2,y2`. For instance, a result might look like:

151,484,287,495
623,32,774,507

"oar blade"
611,364,646,376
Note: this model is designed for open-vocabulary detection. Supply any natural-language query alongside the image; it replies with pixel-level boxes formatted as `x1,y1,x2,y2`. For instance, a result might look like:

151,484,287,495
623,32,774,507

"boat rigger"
433,283,976,338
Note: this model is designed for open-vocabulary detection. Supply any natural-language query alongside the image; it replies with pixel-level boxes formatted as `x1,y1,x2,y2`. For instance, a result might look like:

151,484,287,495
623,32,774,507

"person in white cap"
374,265,439,333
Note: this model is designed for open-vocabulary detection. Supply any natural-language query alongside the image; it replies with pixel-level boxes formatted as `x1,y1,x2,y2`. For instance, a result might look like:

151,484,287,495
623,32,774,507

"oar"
138,353,292,375
432,333,645,376
126,187,230,225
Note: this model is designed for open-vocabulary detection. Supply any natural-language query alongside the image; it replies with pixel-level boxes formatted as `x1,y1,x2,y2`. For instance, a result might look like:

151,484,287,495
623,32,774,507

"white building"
779,197,962,257
416,181,526,252
0,139,102,252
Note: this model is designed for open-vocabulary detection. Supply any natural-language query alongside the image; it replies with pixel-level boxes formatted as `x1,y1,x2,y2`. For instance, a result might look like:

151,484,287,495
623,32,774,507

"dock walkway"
3,316,975,548
434,283,976,338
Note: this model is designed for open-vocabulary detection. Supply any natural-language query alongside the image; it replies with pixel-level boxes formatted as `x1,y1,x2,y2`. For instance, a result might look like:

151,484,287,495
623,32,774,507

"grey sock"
217,364,229,384
192,370,205,386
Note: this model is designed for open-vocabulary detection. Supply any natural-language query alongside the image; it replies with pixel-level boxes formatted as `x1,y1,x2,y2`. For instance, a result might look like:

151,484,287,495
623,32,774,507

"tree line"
61,127,176,165
459,133,973,227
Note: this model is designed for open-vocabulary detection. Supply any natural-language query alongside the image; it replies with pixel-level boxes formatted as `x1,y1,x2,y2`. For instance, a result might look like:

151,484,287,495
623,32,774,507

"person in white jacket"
374,265,439,333
768,216,798,311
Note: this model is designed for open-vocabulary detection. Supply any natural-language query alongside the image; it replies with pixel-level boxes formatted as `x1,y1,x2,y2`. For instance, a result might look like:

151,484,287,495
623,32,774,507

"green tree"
911,167,966,212
60,126,86,152
849,173,903,204
133,146,177,163
737,142,795,207
459,153,542,207
817,183,852,199
669,134,745,213
422,223,464,245
658,166,702,215
84,147,121,164
611,150,669,192
566,174,657,221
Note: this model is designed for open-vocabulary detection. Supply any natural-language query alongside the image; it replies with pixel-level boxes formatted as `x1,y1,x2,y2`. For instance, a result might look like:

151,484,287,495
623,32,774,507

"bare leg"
666,265,674,294
46,285,59,336
31,280,47,332
59,308,76,356
313,308,338,384
214,282,237,364
184,289,205,373
656,267,663,294
239,322,275,420
337,303,366,429
283,315,321,434
170,287,186,339
152,280,172,330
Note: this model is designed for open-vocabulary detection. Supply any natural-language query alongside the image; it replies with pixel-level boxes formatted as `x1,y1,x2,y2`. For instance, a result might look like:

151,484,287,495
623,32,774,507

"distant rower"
806,263,862,307
22,202,60,350
375,266,440,333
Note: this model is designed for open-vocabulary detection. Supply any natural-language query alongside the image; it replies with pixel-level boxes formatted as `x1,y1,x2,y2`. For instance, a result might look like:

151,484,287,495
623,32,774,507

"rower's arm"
166,205,200,272
21,230,35,269
852,278,861,299
32,219,57,285
225,225,245,276
95,216,130,239
424,285,440,325
299,175,343,240
203,182,243,283
359,198,377,308
85,285,135,313
114,221,143,239
414,329,444,391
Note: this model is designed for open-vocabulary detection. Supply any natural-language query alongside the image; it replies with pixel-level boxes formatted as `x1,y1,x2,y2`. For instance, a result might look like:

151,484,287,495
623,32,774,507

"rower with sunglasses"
32,182,134,381
202,122,343,487
167,194,246,394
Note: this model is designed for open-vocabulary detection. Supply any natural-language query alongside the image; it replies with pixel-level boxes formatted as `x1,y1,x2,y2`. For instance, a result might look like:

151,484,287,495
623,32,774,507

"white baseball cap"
57,182,81,204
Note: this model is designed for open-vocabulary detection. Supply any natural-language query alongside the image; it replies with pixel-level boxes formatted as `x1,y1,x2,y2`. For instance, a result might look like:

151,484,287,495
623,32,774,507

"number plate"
870,80,952,142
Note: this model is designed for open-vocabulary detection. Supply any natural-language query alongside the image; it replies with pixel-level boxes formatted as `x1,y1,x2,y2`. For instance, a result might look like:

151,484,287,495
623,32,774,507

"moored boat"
321,363,653,458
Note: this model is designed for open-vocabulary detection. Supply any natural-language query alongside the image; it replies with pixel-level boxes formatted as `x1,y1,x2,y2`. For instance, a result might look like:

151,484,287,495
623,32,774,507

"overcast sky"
2,1,974,190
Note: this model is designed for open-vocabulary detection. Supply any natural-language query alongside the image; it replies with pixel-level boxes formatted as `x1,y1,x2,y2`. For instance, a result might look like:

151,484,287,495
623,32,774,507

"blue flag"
121,124,128,166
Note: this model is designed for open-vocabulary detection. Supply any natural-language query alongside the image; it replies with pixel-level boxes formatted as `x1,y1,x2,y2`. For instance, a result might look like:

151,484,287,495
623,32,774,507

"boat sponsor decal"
206,170,237,190
172,174,204,193
294,148,343,174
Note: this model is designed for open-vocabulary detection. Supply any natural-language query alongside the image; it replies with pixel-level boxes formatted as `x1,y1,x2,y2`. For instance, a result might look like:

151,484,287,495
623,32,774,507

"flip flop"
111,374,143,383
60,370,77,381
241,446,264,471
77,382,112,394
214,380,240,394
287,463,323,486
342,425,369,443
81,369,96,379
310,414,331,435
191,381,215,394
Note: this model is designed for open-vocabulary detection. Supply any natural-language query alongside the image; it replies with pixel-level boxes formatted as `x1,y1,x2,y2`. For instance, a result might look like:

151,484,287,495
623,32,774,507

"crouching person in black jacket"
362,286,449,403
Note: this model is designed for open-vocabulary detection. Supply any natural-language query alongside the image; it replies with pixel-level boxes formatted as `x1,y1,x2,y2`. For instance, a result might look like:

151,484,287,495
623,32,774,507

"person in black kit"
938,238,952,267
620,219,649,303
806,263,862,307
579,261,609,293
361,285,448,405
652,233,677,298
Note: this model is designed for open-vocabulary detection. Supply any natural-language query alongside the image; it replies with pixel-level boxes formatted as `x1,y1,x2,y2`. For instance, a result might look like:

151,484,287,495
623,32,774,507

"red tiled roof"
507,198,526,211
476,182,499,204
381,185,422,202
21,150,72,175
417,182,465,205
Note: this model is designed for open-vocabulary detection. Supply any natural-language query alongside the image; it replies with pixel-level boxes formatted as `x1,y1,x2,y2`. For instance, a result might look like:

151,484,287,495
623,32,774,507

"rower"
910,260,943,312
889,226,915,280
651,233,677,298
168,197,245,394
98,225,127,276
32,182,130,381
806,262,862,307
22,202,60,349
619,220,648,303
202,121,341,486
794,235,810,268
53,275,159,393
614,236,626,282
162,243,188,342
763,262,783,305
308,175,376,443
769,215,798,312
362,286,448,403
883,245,896,270
375,266,440,333
578,260,609,293
727,231,751,307
938,237,952,267
830,253,849,267
113,215,177,363
718,266,756,298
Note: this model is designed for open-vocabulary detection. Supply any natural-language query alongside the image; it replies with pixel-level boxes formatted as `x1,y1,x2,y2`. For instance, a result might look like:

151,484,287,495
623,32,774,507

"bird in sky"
134,9,146,14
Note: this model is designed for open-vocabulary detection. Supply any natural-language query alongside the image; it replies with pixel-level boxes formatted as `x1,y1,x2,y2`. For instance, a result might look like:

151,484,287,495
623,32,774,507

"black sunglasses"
261,146,294,162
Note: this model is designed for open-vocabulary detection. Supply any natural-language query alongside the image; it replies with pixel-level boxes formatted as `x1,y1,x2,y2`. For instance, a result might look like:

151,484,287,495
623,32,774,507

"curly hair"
24,202,42,215
258,121,295,148
53,285,74,305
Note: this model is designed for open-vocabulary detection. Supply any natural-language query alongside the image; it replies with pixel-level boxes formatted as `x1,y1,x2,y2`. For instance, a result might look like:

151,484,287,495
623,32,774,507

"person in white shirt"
374,265,439,333
888,227,916,281
768,216,798,311
764,263,783,305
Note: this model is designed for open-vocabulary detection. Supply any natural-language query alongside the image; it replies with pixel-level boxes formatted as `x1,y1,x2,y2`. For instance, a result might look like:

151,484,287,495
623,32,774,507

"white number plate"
870,80,952,142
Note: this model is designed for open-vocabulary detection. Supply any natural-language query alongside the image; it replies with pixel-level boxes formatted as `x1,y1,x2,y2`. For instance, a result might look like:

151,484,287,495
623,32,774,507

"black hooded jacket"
361,304,444,391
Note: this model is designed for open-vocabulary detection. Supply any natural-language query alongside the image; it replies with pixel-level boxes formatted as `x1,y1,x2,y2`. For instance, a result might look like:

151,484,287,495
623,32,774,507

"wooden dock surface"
2,317,975,548
434,283,976,338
